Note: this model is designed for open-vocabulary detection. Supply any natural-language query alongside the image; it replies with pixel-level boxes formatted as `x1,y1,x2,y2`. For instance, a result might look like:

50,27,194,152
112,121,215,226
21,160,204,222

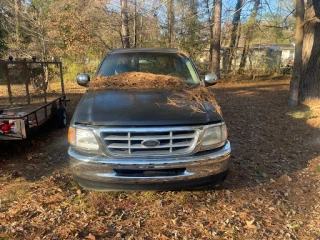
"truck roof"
107,48,188,56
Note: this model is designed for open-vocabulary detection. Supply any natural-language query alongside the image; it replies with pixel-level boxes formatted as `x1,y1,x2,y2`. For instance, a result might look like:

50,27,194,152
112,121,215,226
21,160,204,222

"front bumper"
69,141,231,191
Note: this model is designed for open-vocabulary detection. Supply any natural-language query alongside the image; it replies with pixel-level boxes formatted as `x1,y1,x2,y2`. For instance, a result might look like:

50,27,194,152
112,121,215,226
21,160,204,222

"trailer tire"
51,102,57,117
57,107,67,128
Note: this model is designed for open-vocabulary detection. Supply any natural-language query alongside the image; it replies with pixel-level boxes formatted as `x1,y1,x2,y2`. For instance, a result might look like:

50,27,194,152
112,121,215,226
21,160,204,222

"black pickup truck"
68,48,230,191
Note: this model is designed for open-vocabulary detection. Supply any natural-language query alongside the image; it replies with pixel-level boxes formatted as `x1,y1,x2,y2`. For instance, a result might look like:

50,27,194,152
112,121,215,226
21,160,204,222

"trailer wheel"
57,107,67,128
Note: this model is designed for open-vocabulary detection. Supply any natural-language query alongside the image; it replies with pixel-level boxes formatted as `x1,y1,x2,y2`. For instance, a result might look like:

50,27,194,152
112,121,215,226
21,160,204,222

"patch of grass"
67,179,81,189
4,184,30,201
1,235,15,240
291,222,300,229
256,165,265,175
71,194,87,205
0,176,8,183
107,191,123,198
143,191,156,199
70,194,89,213
316,166,320,172
279,202,290,214
287,110,312,119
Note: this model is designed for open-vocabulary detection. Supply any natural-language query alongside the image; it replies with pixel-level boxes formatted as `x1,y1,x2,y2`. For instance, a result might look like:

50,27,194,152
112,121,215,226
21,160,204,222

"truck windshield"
97,52,200,85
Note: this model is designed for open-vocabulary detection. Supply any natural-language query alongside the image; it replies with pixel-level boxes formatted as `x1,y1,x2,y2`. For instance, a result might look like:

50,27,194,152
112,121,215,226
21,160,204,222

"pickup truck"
68,48,230,191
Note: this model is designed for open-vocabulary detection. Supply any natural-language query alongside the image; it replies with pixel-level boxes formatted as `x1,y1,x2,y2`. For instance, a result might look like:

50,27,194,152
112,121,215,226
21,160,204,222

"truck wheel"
56,107,67,128
222,172,228,181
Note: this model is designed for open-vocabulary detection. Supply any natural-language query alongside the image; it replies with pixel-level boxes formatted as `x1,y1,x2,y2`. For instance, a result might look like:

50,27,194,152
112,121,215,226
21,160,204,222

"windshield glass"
97,52,200,85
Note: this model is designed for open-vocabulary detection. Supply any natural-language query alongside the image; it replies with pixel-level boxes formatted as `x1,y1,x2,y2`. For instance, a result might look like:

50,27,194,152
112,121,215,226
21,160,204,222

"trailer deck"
0,60,67,140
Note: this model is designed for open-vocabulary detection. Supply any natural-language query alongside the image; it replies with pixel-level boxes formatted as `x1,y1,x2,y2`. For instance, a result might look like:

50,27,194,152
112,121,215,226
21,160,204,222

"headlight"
201,124,227,149
68,127,99,151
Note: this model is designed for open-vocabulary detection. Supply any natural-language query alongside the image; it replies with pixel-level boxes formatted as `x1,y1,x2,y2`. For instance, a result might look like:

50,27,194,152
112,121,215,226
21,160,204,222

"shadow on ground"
0,93,83,182
1,80,319,189
213,79,320,189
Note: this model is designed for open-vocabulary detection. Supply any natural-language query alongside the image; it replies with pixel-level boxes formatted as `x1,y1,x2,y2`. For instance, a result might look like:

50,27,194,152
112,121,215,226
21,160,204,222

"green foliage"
62,56,101,82
257,13,295,45
0,0,296,77
0,18,8,58
175,1,205,61
4,184,30,202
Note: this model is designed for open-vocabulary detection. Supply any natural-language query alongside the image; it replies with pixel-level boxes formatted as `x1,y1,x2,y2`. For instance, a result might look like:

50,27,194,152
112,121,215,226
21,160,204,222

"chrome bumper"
68,141,231,190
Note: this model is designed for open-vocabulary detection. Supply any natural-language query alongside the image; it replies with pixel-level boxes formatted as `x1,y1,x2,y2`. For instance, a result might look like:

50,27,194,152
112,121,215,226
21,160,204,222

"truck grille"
101,128,200,157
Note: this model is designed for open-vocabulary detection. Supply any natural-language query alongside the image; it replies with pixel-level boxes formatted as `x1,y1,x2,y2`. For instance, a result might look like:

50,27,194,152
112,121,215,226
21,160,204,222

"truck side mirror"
76,74,90,87
204,73,218,86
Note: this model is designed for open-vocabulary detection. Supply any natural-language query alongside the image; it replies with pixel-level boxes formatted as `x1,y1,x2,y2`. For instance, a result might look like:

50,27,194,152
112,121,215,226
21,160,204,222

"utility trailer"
0,59,67,140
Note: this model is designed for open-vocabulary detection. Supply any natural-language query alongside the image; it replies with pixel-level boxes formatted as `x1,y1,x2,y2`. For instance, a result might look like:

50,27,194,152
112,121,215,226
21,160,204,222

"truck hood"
73,89,223,126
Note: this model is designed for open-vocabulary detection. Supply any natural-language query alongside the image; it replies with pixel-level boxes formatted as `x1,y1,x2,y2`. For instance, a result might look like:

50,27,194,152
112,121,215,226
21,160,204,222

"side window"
176,59,189,76
98,57,116,76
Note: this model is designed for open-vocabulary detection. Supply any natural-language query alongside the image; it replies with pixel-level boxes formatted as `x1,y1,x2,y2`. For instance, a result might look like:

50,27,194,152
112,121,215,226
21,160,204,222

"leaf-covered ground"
1,78,320,239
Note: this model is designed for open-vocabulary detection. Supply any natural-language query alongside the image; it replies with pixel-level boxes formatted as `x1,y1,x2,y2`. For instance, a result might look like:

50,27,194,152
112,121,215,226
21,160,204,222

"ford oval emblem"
142,139,160,148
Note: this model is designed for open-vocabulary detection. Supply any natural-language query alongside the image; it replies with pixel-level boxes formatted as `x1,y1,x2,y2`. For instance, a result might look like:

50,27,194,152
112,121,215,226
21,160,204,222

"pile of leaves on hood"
89,72,188,90
89,72,220,114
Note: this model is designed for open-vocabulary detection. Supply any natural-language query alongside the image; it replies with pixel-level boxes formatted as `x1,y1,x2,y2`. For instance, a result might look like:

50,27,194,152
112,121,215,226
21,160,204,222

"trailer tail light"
0,122,12,134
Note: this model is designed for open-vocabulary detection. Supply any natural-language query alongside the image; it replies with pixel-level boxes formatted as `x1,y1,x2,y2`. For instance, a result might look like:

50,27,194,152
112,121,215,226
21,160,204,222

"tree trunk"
239,40,250,73
133,0,137,48
121,0,130,48
206,0,213,65
140,15,143,47
288,0,305,106
167,0,174,48
233,25,241,72
14,0,21,46
238,0,260,74
225,0,243,72
299,0,320,101
210,0,222,79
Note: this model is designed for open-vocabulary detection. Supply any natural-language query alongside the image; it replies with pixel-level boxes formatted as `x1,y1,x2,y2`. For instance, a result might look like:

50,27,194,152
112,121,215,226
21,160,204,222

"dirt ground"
1,77,320,239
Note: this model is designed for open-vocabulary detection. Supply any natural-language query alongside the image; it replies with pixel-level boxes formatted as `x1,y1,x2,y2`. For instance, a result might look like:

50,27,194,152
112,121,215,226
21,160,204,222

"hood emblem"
142,139,160,148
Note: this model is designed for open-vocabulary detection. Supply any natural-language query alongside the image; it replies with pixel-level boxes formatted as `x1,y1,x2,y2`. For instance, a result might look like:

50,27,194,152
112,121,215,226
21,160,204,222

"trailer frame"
0,60,67,140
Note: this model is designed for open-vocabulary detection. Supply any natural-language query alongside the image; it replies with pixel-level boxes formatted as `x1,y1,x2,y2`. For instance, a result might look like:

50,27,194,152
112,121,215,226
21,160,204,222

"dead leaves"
89,72,188,90
245,219,257,230
90,72,221,115
85,233,96,240
1,79,320,239
167,87,221,114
